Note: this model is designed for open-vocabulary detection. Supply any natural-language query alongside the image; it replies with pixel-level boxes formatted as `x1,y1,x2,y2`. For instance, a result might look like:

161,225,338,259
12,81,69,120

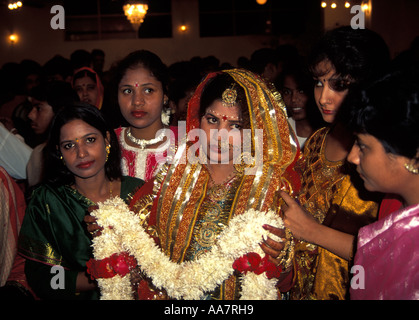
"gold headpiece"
221,84,238,107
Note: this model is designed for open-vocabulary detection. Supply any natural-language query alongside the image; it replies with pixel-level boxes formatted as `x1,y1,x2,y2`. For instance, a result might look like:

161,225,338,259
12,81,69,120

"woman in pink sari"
346,66,419,300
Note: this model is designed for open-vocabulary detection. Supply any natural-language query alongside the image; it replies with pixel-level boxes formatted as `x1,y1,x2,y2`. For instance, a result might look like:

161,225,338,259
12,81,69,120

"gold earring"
60,155,66,166
105,145,111,162
404,163,419,175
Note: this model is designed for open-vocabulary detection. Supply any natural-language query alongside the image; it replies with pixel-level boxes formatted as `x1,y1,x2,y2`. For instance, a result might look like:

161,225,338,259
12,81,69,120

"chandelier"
123,1,149,32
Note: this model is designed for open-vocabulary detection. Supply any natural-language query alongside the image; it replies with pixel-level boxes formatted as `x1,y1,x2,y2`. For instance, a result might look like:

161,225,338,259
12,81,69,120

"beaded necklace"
126,127,166,150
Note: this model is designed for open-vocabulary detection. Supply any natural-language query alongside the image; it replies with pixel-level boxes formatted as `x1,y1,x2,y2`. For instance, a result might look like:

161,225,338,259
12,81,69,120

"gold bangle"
276,228,295,269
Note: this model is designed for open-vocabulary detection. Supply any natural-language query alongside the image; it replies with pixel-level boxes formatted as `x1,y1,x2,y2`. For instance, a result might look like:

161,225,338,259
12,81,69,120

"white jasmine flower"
90,197,285,300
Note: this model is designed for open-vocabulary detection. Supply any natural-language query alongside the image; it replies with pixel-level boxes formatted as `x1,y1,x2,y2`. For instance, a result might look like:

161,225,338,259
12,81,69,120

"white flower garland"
90,197,284,300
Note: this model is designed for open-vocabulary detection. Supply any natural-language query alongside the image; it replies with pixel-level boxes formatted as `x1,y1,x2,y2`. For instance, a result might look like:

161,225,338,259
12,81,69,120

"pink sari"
351,203,419,300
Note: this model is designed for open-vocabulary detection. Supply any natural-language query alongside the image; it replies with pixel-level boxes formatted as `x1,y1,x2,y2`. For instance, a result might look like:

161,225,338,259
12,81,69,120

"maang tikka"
221,84,238,107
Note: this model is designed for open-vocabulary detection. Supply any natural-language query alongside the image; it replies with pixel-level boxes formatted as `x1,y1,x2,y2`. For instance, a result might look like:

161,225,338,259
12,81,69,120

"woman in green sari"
18,103,144,299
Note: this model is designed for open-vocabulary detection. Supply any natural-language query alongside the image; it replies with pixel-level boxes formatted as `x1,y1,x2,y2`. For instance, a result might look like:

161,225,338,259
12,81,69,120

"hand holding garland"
260,222,295,289
85,197,295,299
85,213,102,237
85,222,290,298
85,205,294,271
85,217,292,278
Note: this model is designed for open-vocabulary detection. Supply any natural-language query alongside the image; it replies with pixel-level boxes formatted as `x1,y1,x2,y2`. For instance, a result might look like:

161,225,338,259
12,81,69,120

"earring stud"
105,145,111,162
404,163,419,175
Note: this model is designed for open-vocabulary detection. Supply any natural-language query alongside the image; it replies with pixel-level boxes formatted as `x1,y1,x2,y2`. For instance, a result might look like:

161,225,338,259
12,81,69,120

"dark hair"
21,59,42,79
29,81,79,114
199,73,250,129
168,61,201,104
277,57,313,94
347,66,419,159
42,55,73,81
276,57,325,129
249,48,279,75
70,49,92,70
91,49,105,57
44,102,122,186
114,50,168,95
72,68,97,85
309,26,390,86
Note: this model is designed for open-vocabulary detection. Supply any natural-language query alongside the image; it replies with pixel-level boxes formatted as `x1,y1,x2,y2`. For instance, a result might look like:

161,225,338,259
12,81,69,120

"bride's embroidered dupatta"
130,69,302,299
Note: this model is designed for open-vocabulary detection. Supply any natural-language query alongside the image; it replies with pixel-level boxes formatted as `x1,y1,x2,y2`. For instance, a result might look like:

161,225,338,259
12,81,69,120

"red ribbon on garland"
86,252,137,280
233,252,282,279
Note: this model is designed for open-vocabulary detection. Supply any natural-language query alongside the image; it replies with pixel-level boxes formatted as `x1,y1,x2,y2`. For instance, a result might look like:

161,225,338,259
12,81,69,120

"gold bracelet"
276,228,295,269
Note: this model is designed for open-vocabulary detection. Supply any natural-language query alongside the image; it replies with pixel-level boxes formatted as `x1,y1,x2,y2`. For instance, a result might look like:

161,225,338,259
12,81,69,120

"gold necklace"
206,168,239,202
205,165,237,187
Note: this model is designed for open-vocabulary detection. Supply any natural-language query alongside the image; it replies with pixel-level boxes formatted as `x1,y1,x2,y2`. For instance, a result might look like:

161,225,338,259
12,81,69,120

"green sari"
18,176,144,299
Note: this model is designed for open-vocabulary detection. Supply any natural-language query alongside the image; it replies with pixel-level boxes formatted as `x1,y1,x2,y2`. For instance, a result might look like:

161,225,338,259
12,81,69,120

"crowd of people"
0,26,418,301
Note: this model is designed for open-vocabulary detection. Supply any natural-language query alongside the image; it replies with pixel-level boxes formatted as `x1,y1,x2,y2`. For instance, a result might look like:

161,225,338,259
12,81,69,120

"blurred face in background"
25,73,40,94
28,98,54,135
74,75,98,106
281,75,309,121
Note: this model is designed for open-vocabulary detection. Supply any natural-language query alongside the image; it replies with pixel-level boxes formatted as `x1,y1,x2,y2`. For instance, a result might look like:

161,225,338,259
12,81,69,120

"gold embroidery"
185,176,241,262
291,128,379,300
129,69,300,300
131,194,154,228
19,236,63,266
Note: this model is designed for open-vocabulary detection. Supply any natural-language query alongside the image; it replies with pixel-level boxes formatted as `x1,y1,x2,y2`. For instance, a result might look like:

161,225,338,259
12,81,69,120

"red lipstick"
76,160,95,169
321,108,334,115
132,111,147,118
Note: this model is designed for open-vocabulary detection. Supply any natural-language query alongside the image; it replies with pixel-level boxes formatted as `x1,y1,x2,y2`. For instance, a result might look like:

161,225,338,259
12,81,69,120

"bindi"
206,109,241,121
